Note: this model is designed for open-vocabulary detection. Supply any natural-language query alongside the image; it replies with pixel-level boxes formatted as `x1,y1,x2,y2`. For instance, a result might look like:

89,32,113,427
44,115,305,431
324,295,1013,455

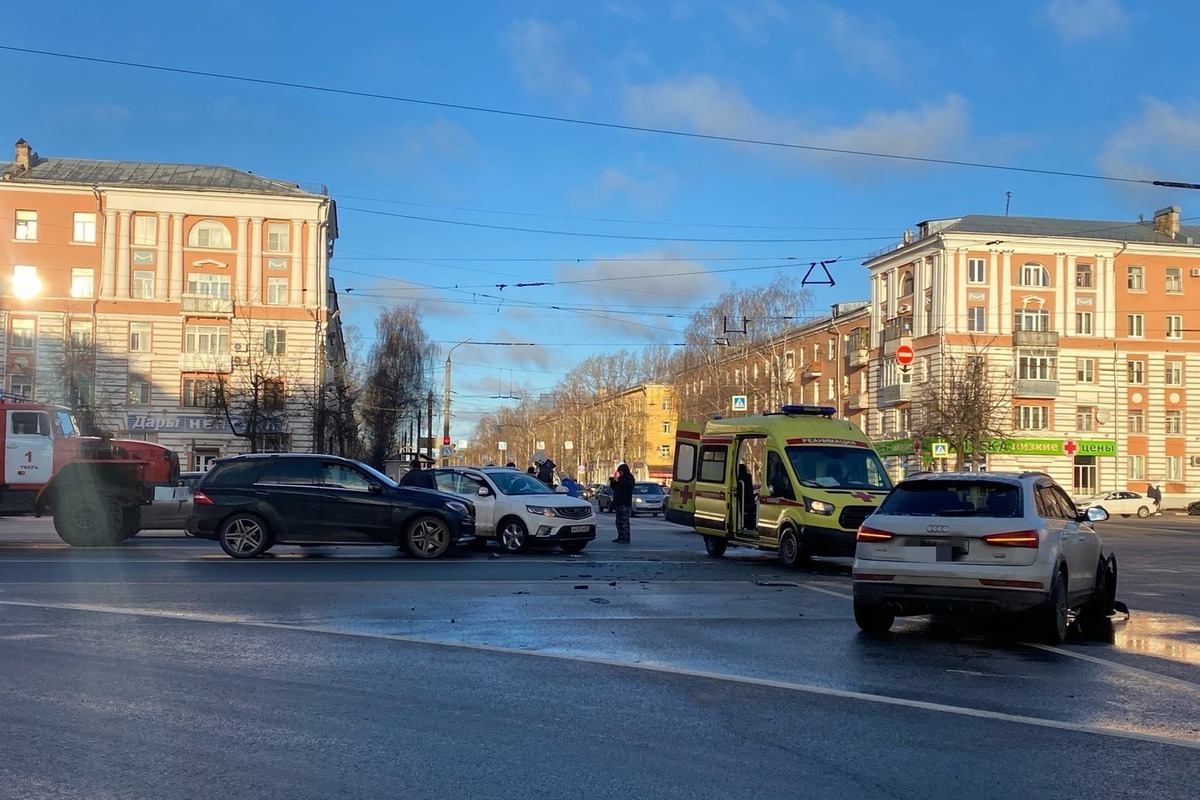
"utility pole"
442,339,471,466
426,389,435,461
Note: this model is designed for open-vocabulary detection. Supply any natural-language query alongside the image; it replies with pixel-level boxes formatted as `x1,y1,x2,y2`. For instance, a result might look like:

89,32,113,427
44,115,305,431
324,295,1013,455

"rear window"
200,459,270,488
877,480,1023,518
634,484,664,495
257,459,323,485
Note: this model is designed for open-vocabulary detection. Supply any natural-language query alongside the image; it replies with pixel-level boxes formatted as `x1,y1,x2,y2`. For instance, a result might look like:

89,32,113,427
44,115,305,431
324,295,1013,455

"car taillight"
856,525,894,542
982,530,1040,548
193,490,214,505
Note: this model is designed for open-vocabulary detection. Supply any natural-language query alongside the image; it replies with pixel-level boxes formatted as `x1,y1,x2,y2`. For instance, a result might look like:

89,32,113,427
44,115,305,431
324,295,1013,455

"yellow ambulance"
666,405,892,566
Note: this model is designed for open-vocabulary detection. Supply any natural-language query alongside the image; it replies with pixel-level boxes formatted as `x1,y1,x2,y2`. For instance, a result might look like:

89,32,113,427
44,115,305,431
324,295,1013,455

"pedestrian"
505,461,516,468
398,456,435,490
611,463,635,543
737,463,756,531
1149,483,1163,514
537,457,556,487
560,474,582,497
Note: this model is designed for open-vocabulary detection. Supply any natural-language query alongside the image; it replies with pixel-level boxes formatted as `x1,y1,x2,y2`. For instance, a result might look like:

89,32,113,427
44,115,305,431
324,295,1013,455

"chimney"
1153,205,1181,238
13,138,35,171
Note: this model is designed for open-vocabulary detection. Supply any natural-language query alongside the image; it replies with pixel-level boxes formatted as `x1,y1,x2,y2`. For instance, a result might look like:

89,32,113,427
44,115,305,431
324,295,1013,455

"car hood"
393,486,471,506
515,495,593,510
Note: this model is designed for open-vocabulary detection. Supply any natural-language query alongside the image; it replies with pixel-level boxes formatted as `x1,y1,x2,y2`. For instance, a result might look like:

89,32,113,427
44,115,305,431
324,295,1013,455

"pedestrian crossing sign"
731,395,748,411
931,442,950,458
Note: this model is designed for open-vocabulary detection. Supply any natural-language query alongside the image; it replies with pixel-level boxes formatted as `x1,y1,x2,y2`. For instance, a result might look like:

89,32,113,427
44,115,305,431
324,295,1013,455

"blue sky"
5,0,1199,431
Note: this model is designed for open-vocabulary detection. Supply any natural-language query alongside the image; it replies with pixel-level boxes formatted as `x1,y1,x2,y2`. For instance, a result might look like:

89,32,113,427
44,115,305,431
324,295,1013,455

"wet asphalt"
1,511,1198,799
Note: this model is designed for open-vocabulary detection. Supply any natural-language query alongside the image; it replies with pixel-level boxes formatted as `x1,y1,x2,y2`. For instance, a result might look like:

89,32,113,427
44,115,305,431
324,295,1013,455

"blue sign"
731,395,748,411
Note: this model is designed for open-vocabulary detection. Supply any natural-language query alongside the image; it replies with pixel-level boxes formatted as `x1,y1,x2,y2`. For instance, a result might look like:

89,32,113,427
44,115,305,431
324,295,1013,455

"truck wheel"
703,535,727,558
219,513,273,558
54,496,124,547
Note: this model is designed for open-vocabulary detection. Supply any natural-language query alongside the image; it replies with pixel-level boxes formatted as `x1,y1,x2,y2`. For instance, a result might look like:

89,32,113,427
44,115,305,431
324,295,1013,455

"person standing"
560,474,582,497
537,457,556,487
398,457,435,490
611,463,635,543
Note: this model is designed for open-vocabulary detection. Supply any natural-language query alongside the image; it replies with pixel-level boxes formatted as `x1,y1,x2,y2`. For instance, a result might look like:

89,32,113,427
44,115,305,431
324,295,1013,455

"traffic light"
442,436,451,447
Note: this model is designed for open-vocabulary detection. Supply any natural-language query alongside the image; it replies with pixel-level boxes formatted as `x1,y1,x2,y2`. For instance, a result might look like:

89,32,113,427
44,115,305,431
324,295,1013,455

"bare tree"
361,306,435,470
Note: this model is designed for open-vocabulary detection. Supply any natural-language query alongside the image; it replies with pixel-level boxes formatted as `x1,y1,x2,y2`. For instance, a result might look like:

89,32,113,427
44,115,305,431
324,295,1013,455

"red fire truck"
0,393,179,546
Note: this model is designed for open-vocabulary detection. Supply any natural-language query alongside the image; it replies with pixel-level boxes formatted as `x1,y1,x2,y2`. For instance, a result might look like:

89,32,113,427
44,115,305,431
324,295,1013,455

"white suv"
852,471,1114,644
432,467,597,554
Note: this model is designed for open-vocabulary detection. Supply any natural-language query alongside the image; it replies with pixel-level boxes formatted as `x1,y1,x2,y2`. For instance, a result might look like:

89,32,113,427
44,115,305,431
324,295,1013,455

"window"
661,421,671,435
1015,406,1049,430
1128,409,1145,433
898,407,912,431
967,258,985,284
182,376,223,407
697,445,728,484
1166,410,1183,434
1127,360,1145,384
1127,455,1145,480
967,306,986,332
1127,314,1144,337
129,322,152,352
267,257,288,271
1075,312,1093,335
14,210,36,240
1076,406,1096,432
1127,265,1144,290
70,268,94,298
827,338,835,361
255,433,291,453
1167,456,1183,482
263,328,287,355
1014,309,1050,331
8,374,32,397
1074,457,1098,495
10,318,34,349
185,325,230,354
128,375,151,405
1166,362,1183,386
1076,357,1095,383
188,219,231,249
266,277,288,305
72,212,96,243
1166,315,1183,339
1019,262,1049,287
266,222,290,252
661,398,672,411
658,444,671,459
900,272,914,295
132,215,157,246
186,273,231,298
258,458,322,485
69,320,93,348
1075,263,1093,288
12,264,40,299
262,378,286,412
132,270,155,299
1017,351,1057,380
1166,267,1183,293
674,441,697,483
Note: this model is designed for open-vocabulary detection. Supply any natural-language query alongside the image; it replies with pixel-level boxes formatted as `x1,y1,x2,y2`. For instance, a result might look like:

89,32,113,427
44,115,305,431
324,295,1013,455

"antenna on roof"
1004,191,1012,217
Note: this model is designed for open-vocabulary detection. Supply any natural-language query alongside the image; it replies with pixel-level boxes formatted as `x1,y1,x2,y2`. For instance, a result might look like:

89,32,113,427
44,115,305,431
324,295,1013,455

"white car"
852,471,1115,644
1074,490,1154,519
432,466,596,554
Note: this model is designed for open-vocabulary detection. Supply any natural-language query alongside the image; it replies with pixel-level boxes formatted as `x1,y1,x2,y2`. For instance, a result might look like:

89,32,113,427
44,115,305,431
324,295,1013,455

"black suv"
186,453,476,559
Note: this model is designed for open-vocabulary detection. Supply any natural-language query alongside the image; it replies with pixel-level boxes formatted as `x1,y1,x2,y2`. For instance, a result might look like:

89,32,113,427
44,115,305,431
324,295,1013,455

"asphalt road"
2,510,1199,799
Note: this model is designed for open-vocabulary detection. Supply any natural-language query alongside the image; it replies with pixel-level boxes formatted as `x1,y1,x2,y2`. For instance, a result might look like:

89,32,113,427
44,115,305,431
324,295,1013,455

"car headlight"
444,501,469,516
803,496,835,516
525,505,560,517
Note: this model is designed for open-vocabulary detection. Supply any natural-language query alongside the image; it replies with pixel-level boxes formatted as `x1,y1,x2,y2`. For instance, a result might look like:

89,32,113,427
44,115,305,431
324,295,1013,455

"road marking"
2,599,1197,751
1021,642,1200,695
754,580,852,600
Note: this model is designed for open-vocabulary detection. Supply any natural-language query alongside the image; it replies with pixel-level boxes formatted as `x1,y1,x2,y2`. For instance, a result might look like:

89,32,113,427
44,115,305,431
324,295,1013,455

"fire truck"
0,393,180,546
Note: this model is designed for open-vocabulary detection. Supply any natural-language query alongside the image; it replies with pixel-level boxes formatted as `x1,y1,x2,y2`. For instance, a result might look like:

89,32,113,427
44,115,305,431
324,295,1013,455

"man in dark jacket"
611,463,635,543
537,458,556,487
399,457,435,490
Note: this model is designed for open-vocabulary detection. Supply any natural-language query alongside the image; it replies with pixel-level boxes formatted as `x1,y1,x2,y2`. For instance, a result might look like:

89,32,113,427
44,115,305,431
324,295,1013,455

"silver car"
631,482,666,517
140,471,205,531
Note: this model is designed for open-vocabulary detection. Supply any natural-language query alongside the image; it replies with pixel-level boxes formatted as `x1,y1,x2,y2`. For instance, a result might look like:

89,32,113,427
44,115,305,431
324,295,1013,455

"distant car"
584,483,604,500
595,485,614,512
853,470,1115,645
140,471,205,531
1075,490,1154,518
1187,500,1200,516
432,466,596,554
186,454,476,559
631,482,665,517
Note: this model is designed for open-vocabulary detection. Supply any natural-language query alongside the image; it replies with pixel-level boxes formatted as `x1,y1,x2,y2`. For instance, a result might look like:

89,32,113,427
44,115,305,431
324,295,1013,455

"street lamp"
442,338,472,466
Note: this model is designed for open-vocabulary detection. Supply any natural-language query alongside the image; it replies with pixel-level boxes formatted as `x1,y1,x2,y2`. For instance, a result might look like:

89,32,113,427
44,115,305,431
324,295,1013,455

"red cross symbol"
1064,440,1077,456
851,491,874,502
678,485,694,504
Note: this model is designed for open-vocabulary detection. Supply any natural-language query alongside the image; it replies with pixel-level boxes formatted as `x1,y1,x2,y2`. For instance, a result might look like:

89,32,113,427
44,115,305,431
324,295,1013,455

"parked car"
140,471,205,531
852,471,1115,644
1075,490,1154,518
631,482,665,517
186,454,476,559
595,485,614,512
432,466,596,553
584,483,604,500
1188,500,1200,516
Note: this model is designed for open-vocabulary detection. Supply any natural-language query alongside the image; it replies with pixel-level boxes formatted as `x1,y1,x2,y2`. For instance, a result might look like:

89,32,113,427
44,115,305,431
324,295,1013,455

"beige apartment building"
1,138,342,470
864,206,1199,502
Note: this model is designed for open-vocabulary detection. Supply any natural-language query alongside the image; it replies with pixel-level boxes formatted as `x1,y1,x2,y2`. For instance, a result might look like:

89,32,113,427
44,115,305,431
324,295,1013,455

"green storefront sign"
873,437,1116,458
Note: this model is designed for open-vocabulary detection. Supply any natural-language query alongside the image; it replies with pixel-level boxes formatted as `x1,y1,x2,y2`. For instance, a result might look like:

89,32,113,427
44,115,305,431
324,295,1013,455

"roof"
931,214,1200,246
704,411,869,441
1,155,324,197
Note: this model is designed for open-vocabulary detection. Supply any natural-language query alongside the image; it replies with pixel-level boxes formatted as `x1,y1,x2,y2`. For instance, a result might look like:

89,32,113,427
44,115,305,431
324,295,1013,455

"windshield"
54,411,78,437
634,484,664,495
488,471,555,496
785,446,892,491
877,481,1023,518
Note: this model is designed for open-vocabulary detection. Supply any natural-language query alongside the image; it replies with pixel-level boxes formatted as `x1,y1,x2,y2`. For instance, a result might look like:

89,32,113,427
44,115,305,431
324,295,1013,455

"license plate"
570,525,590,533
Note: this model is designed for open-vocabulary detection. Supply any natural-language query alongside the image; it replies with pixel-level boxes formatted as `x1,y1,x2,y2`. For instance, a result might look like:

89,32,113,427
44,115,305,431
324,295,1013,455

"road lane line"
3,598,1198,752
1021,642,1200,694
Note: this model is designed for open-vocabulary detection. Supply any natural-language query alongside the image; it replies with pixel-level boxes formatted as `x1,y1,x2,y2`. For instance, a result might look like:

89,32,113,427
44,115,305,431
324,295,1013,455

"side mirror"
555,485,569,494
367,481,384,495
476,487,491,497
1085,506,1109,523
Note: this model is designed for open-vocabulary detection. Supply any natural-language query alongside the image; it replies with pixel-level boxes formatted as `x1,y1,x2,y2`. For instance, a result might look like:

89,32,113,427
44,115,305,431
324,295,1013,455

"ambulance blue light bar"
780,405,836,417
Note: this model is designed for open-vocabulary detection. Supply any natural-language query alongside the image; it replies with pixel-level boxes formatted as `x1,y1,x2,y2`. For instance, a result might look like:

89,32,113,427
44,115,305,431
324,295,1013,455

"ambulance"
666,405,892,566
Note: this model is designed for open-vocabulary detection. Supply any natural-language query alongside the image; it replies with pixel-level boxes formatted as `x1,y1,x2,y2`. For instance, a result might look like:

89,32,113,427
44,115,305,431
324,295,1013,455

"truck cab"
666,405,891,567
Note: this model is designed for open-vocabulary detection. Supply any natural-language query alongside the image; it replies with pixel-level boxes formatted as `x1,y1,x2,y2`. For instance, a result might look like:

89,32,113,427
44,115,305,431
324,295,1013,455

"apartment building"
864,206,1199,501
1,138,341,469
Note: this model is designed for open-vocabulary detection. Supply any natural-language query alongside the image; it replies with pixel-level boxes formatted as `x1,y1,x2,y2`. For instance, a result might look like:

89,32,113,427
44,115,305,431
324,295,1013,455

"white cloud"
726,0,789,43
356,119,474,174
1044,0,1129,43
593,166,677,210
623,75,971,177
1098,98,1200,180
489,327,561,370
815,5,904,82
499,19,591,99
605,1,646,22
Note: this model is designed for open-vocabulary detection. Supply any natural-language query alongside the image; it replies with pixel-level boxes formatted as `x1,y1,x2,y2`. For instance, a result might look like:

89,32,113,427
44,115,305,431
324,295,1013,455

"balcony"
846,391,867,410
1013,378,1059,398
879,383,912,405
803,363,822,379
848,348,870,368
181,293,234,315
1012,330,1059,348
179,352,231,373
